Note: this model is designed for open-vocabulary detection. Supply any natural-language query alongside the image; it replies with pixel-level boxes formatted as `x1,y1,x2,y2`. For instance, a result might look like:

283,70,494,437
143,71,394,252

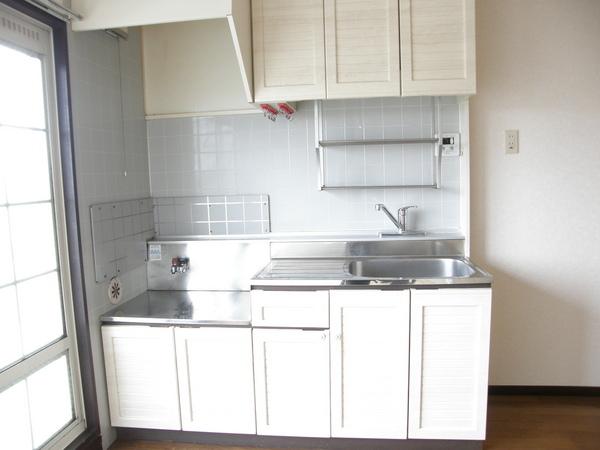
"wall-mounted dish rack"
314,98,443,190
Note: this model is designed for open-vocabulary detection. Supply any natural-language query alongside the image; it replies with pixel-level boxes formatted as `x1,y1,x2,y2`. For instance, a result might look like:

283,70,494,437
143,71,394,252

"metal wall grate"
90,198,154,283
153,195,271,236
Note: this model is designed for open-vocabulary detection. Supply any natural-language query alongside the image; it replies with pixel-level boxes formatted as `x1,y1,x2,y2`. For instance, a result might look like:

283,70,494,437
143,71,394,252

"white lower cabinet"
174,327,256,434
329,290,410,439
101,325,181,430
408,288,492,440
252,328,331,437
102,287,492,441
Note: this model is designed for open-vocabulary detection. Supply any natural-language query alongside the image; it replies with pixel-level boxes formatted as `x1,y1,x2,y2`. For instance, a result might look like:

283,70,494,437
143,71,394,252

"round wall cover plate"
108,277,122,304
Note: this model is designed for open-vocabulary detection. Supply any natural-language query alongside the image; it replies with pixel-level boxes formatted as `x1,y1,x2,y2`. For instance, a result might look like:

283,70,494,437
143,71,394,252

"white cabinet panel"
101,326,181,430
142,20,255,118
399,0,476,96
251,290,329,328
253,328,330,437
329,290,409,438
71,0,235,31
324,0,400,98
409,288,491,440
175,327,255,434
252,0,326,102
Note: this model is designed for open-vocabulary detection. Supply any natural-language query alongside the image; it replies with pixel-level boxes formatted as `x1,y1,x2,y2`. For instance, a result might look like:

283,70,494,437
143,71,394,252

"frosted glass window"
17,271,64,356
0,356,74,450
0,10,84,448
0,43,46,129
28,355,74,447
0,286,22,370
0,127,51,204
0,381,33,450
9,202,57,280
0,207,14,286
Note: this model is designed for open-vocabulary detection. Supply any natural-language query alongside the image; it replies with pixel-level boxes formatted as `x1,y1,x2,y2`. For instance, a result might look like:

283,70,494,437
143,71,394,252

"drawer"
251,290,329,328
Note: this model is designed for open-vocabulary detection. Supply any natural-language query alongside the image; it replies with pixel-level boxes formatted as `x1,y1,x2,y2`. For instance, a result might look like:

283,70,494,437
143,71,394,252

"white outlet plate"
505,129,519,154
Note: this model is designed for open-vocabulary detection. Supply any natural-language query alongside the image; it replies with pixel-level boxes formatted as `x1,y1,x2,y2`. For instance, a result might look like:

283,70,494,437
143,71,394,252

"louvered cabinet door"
252,0,326,102
324,0,400,98
253,329,330,437
175,327,256,434
399,0,476,96
330,290,409,438
409,288,492,440
101,325,181,430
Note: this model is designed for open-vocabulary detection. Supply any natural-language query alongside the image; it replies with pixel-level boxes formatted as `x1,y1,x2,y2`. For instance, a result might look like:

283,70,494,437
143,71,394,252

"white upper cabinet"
399,0,476,96
253,328,331,437
174,327,255,434
101,326,181,430
408,288,491,440
324,0,400,98
252,0,326,102
329,290,409,439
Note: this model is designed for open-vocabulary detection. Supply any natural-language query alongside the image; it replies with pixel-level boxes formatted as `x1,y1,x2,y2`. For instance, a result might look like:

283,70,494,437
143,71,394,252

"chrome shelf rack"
314,98,442,190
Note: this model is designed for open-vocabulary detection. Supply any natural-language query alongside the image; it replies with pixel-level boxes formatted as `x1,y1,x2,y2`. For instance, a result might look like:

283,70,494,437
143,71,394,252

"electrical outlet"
505,129,519,154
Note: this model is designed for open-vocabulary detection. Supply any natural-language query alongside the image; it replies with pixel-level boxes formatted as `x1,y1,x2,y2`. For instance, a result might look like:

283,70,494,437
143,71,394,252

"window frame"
0,0,100,449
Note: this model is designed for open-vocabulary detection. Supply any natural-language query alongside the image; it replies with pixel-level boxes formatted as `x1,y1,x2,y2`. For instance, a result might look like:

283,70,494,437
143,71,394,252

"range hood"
71,0,254,117
71,0,246,30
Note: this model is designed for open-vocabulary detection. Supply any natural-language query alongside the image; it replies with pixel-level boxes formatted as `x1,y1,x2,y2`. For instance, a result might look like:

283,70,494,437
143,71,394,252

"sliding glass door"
0,4,85,449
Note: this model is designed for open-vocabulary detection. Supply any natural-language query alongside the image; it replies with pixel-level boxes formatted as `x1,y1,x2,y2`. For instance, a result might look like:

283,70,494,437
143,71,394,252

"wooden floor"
110,395,600,450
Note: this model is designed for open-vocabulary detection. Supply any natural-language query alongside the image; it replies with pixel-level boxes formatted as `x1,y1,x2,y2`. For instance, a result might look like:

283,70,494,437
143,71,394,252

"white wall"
68,28,150,447
147,97,464,233
471,0,600,386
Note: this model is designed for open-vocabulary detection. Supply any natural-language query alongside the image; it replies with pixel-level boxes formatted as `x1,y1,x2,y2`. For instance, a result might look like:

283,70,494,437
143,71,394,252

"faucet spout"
376,203,418,234
375,203,400,229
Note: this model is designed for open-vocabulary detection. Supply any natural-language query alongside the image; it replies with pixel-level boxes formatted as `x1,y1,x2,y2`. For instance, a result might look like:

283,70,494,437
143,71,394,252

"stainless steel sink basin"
347,257,476,279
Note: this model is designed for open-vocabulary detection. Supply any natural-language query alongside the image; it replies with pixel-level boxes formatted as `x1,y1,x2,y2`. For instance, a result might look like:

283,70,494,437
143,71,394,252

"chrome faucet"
375,204,417,234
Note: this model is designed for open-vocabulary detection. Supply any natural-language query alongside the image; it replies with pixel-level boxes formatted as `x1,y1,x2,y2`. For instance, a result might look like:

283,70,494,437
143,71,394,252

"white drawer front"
251,290,329,328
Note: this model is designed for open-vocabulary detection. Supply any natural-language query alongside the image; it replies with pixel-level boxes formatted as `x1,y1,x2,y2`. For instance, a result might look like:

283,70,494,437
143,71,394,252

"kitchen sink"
347,257,476,279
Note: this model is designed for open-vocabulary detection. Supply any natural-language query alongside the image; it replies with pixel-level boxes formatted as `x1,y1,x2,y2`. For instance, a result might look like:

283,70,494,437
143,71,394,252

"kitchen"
0,1,599,450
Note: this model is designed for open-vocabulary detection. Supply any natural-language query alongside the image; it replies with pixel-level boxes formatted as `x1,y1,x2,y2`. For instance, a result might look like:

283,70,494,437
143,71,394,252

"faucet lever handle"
398,205,418,213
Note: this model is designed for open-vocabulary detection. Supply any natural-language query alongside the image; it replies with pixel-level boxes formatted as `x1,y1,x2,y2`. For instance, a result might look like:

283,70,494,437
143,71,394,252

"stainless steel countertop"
251,257,492,287
101,290,251,326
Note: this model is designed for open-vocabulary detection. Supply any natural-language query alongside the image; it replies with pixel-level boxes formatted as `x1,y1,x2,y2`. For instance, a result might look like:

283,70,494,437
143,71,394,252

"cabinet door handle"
336,334,342,341
322,332,328,340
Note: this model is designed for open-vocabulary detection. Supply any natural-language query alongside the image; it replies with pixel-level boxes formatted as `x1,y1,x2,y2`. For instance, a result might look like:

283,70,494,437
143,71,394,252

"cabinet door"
175,327,255,434
330,290,409,438
253,329,330,437
101,326,180,430
399,0,476,96
409,288,491,440
252,0,326,102
324,0,400,98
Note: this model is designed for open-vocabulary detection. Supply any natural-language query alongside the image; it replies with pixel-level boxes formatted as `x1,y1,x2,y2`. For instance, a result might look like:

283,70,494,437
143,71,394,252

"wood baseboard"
489,385,600,396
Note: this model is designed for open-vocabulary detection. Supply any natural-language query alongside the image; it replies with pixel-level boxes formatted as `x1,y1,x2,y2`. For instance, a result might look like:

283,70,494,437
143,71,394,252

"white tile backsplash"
148,97,462,232
68,28,150,449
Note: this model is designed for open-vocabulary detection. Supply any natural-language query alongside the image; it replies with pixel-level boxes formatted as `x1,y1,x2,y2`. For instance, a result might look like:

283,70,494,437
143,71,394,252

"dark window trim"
0,1,100,448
